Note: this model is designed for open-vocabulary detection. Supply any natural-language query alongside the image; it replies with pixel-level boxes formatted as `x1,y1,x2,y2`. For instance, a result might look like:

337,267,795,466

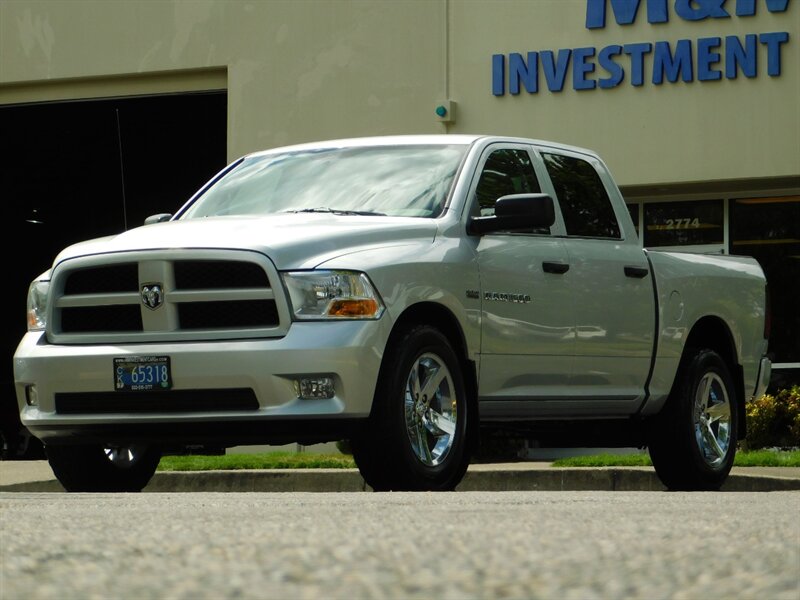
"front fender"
317,238,481,362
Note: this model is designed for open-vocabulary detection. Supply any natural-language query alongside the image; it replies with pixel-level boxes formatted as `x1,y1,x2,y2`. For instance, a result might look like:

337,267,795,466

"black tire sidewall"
682,351,738,479
383,326,469,490
47,444,161,492
650,348,738,490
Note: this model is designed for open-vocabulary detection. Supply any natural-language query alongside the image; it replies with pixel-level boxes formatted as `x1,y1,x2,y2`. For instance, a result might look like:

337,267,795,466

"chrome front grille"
50,251,288,343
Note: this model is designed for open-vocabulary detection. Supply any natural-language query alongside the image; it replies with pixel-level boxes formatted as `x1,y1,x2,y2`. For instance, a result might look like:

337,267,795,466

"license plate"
114,356,172,391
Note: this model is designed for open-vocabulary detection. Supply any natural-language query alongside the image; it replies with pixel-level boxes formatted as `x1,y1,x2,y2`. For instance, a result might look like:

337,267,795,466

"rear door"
538,148,655,413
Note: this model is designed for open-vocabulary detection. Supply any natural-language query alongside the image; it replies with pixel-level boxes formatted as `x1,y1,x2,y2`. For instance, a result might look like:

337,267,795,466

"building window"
644,199,724,248
731,196,800,364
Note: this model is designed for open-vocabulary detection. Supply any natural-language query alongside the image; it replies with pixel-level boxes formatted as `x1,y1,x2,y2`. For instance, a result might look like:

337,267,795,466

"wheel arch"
683,315,746,439
383,301,480,455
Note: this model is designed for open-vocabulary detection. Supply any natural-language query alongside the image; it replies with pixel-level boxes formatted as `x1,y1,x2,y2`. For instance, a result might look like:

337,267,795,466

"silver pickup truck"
14,135,771,492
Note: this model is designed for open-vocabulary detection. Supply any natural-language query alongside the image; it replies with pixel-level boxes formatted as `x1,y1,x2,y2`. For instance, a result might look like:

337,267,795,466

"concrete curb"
2,467,799,493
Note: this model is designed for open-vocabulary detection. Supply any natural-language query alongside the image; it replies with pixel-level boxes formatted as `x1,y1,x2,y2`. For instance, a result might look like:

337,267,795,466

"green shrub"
744,385,800,450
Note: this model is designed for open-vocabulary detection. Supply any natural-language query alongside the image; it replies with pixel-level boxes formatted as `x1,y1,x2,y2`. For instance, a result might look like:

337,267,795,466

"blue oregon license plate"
114,356,172,391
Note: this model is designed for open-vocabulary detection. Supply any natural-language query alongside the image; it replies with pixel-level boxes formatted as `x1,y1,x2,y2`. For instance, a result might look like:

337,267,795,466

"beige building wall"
0,0,447,160
448,0,799,187
1,0,798,188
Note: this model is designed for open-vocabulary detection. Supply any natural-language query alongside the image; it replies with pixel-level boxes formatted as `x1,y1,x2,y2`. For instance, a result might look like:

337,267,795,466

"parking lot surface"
2,490,798,599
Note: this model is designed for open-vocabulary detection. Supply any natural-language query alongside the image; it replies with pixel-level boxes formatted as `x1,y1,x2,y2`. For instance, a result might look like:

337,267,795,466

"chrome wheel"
403,352,458,467
104,445,145,469
352,325,470,491
693,372,732,468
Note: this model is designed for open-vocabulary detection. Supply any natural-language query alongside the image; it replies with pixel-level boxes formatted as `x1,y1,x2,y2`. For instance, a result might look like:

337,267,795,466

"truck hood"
52,214,438,270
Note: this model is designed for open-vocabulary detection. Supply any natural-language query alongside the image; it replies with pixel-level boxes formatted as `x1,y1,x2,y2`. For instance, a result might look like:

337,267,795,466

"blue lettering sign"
598,45,625,88
736,0,790,16
586,0,668,28
573,47,597,90
760,31,789,75
492,54,505,96
491,1,791,95
697,37,723,80
541,49,572,92
587,0,789,28
653,39,693,84
674,0,729,21
624,42,653,86
725,34,758,78
509,52,538,94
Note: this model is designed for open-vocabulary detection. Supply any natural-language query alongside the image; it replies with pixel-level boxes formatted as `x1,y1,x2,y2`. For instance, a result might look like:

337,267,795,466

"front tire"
46,444,162,492
352,325,470,491
648,348,738,491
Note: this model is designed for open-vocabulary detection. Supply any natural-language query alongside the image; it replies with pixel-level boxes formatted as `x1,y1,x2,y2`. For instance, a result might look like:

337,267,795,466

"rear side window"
542,153,620,239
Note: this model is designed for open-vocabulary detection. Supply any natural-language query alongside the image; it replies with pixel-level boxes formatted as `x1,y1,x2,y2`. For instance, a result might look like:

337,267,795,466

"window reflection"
182,145,468,219
542,153,620,239
475,149,541,216
644,200,724,247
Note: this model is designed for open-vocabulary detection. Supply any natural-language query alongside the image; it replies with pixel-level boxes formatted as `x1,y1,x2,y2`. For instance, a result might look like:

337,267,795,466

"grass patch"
552,453,653,468
551,450,800,468
158,452,356,471
733,450,800,467
157,449,800,471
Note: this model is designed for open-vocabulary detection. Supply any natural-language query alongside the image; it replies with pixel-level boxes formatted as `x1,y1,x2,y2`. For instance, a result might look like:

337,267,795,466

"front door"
473,145,575,404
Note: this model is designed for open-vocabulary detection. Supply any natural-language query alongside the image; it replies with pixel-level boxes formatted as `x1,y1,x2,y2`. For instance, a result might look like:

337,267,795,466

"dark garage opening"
0,90,227,458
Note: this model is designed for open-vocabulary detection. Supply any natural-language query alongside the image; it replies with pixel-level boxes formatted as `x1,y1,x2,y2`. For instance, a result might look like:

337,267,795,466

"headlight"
27,276,50,331
281,270,385,320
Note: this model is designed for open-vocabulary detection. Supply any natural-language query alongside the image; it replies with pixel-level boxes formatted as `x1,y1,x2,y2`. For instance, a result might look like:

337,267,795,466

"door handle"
624,266,649,279
542,261,570,275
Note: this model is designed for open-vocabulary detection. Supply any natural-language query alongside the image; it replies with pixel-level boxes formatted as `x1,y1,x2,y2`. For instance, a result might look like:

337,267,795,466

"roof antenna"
115,108,129,231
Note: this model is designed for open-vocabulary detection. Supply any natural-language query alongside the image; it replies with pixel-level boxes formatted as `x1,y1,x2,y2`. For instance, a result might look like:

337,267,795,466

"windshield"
180,144,468,219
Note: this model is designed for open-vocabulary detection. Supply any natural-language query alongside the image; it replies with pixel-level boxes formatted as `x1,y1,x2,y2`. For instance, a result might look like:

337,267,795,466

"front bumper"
14,319,390,446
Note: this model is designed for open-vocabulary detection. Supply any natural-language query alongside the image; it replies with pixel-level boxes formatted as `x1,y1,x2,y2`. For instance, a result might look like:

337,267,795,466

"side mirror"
468,193,555,235
144,213,173,225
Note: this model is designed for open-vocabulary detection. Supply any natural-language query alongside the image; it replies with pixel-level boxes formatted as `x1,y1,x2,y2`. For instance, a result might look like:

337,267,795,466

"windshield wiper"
285,207,386,216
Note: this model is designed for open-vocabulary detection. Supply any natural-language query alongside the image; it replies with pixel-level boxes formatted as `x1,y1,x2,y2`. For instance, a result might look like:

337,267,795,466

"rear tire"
352,325,470,491
46,444,162,492
648,348,738,491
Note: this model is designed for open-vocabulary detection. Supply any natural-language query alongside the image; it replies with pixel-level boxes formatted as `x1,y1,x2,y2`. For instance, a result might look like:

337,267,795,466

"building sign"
492,0,791,95
643,199,724,247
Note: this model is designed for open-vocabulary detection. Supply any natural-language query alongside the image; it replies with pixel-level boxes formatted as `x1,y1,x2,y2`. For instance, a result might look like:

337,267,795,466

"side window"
542,153,621,239
475,149,541,217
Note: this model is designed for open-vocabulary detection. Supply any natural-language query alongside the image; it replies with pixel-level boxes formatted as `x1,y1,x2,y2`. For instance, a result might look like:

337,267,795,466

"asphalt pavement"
3,491,798,599
2,460,799,492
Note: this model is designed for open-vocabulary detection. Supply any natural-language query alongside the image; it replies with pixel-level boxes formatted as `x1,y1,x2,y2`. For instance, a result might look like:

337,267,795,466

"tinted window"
475,149,541,217
542,153,620,239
